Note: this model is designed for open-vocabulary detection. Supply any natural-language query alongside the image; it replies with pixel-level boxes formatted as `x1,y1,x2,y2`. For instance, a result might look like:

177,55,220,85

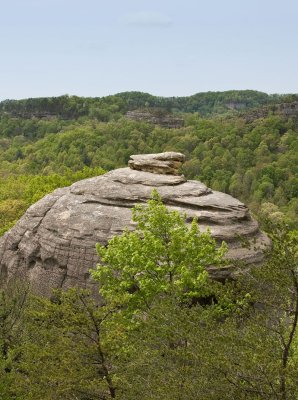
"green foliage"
17,289,119,400
0,92,297,397
0,110,296,227
112,220,298,400
92,192,227,318
0,199,297,399
0,90,277,120
212,221,298,399
0,91,296,230
118,297,220,400
0,166,105,235
0,280,30,400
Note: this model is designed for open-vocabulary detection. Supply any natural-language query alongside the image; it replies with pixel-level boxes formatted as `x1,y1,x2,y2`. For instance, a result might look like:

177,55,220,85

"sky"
1,0,298,100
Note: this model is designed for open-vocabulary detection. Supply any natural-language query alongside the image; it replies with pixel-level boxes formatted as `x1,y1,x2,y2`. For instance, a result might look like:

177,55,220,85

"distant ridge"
1,90,297,119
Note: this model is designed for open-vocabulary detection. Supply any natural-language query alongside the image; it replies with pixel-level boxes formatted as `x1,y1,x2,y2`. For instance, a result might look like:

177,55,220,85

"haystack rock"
0,152,270,297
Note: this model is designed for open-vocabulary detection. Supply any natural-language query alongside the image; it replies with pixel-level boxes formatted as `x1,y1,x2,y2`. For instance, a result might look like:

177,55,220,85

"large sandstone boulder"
0,153,270,297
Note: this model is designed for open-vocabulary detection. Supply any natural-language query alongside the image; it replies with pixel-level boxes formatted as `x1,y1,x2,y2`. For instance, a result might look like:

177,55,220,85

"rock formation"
126,110,184,128
240,101,298,122
0,153,270,297
129,152,185,175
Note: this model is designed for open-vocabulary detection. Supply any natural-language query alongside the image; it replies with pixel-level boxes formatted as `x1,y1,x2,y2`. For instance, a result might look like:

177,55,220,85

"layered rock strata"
0,153,270,297
129,152,185,175
126,110,184,128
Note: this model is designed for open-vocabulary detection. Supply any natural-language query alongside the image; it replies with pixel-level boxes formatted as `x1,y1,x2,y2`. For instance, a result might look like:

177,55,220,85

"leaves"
92,192,227,317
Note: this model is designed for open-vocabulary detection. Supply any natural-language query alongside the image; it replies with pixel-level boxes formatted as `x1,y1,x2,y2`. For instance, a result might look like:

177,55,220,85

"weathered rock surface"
126,110,184,128
0,153,270,297
240,101,298,122
129,152,185,175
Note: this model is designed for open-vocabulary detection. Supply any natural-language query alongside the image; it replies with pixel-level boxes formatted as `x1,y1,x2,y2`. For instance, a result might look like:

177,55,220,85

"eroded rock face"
126,110,184,128
0,153,270,297
128,152,185,175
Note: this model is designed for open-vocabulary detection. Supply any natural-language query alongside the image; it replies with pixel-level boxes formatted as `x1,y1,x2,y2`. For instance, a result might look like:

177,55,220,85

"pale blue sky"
1,0,297,100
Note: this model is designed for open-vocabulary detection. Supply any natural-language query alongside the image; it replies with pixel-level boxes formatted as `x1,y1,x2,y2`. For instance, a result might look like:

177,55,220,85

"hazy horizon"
1,0,298,100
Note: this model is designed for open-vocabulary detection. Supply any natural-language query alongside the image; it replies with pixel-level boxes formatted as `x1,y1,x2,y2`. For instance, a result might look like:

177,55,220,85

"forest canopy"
0,196,297,399
0,91,297,399
0,90,297,233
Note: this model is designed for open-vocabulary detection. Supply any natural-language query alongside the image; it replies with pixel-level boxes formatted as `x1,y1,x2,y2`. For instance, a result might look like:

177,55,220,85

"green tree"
18,289,120,400
115,220,298,400
93,195,298,400
92,191,227,318
0,279,30,400
188,214,298,400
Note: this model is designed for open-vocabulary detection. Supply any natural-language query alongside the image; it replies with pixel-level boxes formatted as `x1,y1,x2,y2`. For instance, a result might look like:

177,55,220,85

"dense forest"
0,90,297,233
0,90,297,399
1,90,297,120
0,197,297,399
